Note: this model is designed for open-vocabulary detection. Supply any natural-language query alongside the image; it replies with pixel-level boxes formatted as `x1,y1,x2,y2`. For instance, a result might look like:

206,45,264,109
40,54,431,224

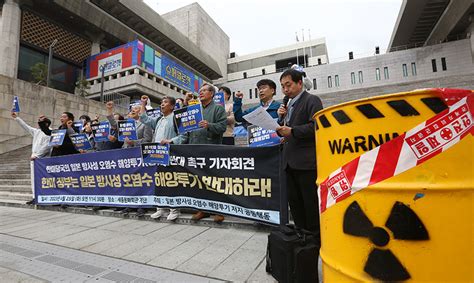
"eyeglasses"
199,89,212,94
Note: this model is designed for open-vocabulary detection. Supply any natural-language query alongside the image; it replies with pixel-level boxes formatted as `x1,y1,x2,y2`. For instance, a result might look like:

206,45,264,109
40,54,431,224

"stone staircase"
0,145,33,204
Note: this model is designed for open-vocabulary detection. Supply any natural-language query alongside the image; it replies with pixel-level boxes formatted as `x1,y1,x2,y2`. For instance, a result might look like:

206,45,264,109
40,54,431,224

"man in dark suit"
276,68,323,238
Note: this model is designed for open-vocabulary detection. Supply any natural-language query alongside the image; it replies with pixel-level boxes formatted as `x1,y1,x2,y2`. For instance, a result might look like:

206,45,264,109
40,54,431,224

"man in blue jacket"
233,79,280,125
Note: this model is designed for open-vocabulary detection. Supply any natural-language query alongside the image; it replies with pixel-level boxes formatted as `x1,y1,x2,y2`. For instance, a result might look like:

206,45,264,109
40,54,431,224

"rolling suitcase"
266,225,319,283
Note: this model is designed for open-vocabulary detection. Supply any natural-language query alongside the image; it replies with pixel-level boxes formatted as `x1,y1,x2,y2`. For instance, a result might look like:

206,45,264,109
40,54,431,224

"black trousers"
222,137,235,145
285,166,320,239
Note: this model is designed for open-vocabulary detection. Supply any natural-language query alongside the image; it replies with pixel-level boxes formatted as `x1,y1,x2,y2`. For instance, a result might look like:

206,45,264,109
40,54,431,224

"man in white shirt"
139,95,180,221
11,112,51,205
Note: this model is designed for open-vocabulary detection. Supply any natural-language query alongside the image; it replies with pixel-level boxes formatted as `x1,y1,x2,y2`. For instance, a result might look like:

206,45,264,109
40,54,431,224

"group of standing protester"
11,67,323,250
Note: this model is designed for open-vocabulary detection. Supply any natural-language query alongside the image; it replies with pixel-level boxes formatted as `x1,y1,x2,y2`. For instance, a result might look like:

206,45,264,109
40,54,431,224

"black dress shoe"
136,208,145,217
26,199,35,205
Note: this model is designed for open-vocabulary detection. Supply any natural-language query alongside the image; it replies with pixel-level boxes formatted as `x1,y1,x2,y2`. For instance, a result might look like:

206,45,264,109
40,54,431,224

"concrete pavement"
0,206,276,282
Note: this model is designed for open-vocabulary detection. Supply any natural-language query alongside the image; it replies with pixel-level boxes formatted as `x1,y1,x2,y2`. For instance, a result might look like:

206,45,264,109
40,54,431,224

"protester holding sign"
110,103,152,216
140,95,178,144
219,86,235,145
95,102,123,151
39,112,79,156
76,115,91,133
233,79,280,126
276,68,323,238
118,104,152,148
168,84,227,146
77,120,96,153
11,112,51,205
139,95,181,221
165,83,227,223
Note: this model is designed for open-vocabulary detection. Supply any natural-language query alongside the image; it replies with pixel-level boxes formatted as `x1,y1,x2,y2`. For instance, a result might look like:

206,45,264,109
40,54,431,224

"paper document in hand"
242,106,279,131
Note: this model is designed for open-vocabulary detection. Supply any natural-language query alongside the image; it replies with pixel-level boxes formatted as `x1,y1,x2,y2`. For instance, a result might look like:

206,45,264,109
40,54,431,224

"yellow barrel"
314,88,473,282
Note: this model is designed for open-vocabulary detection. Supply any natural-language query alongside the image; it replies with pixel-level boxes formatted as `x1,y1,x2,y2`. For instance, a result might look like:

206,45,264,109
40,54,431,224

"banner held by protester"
48,129,67,146
247,125,281,147
34,145,281,224
146,108,162,119
118,119,138,141
141,143,170,166
174,104,204,134
91,121,110,142
70,133,92,150
73,121,84,132
213,92,225,106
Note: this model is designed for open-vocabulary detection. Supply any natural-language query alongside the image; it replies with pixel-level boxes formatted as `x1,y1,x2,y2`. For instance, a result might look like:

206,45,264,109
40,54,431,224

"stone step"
0,200,272,232
0,163,31,167
0,184,32,193
0,163,30,169
0,198,27,206
0,160,31,165
0,166,31,173
0,171,31,176
0,191,32,201
0,173,31,179
0,170,31,173
0,179,31,186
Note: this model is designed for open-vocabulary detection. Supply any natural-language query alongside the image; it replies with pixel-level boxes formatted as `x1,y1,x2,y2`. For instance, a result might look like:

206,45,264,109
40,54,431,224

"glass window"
262,69,266,75
313,78,317,90
351,72,356,85
358,71,363,83
432,59,437,72
317,58,322,65
375,68,381,80
402,64,408,77
384,67,389,79
327,76,332,88
335,75,340,87
441,57,447,71
249,88,252,99
243,72,247,78
411,62,417,76
18,45,79,93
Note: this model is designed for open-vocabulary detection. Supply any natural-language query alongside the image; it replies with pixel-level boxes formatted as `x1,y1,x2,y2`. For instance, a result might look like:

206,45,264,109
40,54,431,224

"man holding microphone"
276,68,323,237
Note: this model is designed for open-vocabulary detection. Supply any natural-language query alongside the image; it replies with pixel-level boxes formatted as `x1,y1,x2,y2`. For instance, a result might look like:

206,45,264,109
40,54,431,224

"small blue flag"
12,96,20,112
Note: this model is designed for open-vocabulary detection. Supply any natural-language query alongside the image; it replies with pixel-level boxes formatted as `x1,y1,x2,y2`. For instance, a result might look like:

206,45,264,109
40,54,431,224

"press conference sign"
34,145,281,224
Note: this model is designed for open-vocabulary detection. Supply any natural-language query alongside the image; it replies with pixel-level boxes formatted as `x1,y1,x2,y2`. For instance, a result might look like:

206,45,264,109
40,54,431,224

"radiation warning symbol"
343,201,429,281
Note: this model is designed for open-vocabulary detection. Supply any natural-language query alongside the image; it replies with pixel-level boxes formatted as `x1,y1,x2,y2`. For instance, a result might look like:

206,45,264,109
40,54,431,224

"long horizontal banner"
34,145,281,224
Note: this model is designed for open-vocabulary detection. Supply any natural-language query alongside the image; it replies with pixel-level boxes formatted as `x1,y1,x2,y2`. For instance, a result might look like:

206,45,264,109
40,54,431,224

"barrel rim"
313,88,455,119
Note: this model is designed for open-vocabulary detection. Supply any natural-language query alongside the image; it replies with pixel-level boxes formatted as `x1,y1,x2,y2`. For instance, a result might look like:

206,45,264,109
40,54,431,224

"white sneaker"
167,209,180,221
150,208,165,219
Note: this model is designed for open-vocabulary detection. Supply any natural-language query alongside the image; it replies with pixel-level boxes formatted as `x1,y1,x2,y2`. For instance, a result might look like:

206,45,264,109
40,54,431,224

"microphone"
279,96,292,126
282,95,290,108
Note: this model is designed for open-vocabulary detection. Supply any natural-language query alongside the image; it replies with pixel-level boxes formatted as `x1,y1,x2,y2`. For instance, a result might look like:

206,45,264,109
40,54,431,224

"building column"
86,31,105,55
0,0,21,78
